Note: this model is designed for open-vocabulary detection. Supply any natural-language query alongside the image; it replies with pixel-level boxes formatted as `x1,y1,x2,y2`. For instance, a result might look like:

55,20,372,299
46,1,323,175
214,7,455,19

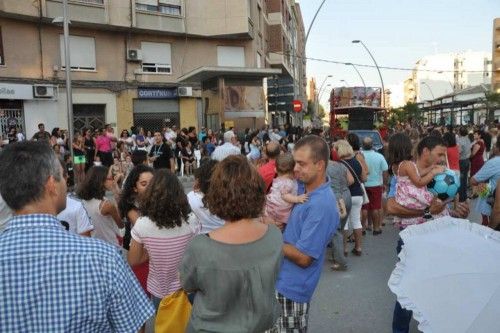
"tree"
485,91,500,123
306,100,326,119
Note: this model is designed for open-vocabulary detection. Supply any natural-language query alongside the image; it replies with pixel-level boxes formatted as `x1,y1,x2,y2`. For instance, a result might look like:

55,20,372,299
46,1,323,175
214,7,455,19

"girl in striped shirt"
128,170,200,310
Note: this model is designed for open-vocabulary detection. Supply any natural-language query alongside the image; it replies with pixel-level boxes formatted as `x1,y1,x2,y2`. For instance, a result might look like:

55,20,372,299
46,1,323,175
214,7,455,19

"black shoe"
373,230,382,236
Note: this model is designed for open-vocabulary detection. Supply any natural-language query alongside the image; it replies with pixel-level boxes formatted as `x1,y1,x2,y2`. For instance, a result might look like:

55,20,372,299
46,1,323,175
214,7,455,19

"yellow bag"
154,290,192,333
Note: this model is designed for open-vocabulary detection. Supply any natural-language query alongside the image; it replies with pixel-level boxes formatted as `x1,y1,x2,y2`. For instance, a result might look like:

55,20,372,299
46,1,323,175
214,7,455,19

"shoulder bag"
342,160,370,205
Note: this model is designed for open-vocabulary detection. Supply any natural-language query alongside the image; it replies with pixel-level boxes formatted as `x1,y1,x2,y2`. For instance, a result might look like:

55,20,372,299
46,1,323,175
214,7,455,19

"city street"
309,203,482,333
179,179,481,333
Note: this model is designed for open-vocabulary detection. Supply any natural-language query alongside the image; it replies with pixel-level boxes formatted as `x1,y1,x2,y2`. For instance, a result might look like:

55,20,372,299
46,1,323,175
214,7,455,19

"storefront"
0,82,58,139
178,67,281,131
133,87,180,132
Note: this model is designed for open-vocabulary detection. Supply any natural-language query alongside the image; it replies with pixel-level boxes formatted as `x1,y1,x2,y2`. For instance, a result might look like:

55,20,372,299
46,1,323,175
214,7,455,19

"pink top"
131,213,200,298
394,161,448,228
265,177,297,225
95,135,112,153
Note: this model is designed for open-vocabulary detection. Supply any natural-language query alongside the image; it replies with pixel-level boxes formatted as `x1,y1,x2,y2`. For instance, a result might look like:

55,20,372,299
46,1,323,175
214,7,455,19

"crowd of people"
0,117,500,332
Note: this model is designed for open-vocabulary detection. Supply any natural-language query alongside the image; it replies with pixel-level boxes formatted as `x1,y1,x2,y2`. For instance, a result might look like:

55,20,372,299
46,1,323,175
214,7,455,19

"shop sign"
138,87,178,99
0,83,34,100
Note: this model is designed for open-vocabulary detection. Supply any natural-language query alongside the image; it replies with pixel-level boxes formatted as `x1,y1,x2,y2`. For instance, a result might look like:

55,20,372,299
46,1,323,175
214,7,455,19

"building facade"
403,51,492,104
265,0,306,126
493,18,500,94
0,0,305,138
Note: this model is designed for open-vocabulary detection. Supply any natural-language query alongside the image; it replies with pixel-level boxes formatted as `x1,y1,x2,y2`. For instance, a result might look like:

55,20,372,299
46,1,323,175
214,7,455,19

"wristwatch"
423,206,432,220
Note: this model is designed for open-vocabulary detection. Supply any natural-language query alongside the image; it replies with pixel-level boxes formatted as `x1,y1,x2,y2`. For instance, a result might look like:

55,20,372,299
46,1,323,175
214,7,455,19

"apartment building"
493,18,500,93
0,0,286,138
403,51,491,104
266,0,306,126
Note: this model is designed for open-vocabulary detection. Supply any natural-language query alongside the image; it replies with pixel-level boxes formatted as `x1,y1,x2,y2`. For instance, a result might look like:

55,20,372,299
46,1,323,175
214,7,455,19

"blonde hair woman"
334,140,367,257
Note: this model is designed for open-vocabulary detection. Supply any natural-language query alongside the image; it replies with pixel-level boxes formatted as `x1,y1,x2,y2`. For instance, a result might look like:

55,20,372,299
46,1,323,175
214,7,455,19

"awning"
177,66,282,84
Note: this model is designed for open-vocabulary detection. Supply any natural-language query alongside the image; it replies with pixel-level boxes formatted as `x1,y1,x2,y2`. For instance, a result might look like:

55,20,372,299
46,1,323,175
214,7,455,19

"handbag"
336,198,347,219
341,160,370,205
155,290,192,333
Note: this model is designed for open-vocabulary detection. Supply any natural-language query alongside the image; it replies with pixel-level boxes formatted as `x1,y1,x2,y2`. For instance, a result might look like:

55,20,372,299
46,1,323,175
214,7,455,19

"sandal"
331,263,348,271
351,248,362,256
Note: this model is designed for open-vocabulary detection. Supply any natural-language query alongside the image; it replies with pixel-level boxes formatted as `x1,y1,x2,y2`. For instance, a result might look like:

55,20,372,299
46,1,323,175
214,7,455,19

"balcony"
0,0,40,18
45,0,108,25
184,0,253,38
135,4,185,34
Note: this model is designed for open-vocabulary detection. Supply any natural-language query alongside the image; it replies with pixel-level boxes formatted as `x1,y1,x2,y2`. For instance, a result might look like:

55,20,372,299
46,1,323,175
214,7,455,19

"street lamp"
340,79,350,86
437,71,455,92
53,0,75,164
305,0,328,44
317,84,331,120
316,75,332,117
352,40,385,109
421,82,435,99
345,62,367,103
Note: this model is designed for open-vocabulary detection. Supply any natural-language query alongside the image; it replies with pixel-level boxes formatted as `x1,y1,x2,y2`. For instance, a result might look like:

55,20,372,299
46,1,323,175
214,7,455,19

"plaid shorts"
266,292,309,333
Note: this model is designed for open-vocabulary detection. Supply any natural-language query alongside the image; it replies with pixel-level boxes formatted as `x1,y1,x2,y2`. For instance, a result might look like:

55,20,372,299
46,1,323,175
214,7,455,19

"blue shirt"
473,156,500,215
362,149,388,187
388,175,397,198
276,180,339,303
0,214,154,332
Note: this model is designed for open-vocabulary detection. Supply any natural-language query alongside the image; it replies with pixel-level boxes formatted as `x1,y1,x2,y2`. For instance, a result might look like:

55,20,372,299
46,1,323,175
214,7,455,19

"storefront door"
73,104,106,133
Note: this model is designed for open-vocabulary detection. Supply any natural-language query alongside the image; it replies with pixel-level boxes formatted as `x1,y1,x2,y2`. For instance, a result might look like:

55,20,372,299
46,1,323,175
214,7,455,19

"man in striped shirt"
0,141,154,332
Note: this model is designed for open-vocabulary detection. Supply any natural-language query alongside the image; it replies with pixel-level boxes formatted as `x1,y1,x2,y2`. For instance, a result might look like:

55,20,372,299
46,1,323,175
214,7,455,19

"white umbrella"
388,216,500,333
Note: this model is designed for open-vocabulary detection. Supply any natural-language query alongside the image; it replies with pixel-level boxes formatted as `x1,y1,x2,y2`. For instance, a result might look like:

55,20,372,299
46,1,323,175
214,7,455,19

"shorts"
273,292,309,333
362,186,383,210
73,155,86,164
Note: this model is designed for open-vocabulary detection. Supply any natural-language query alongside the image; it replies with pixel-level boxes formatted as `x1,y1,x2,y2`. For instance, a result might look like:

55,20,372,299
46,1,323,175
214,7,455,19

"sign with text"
0,83,34,100
138,87,178,99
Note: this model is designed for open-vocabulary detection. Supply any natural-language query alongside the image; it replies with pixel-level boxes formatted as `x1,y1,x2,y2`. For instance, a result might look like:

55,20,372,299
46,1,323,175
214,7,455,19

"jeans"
459,159,470,202
392,238,413,333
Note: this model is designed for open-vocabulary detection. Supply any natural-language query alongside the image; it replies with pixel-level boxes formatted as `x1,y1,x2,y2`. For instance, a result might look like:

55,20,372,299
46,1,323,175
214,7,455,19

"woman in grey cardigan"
327,149,354,271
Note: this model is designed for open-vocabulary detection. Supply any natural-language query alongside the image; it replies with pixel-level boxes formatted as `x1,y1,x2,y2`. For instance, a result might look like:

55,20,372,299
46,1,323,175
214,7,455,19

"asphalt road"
165,179,481,333
309,202,482,333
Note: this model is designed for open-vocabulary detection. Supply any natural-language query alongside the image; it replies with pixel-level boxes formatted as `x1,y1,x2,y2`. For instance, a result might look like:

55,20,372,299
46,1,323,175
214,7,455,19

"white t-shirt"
57,195,94,235
187,191,224,234
131,213,200,298
0,194,13,233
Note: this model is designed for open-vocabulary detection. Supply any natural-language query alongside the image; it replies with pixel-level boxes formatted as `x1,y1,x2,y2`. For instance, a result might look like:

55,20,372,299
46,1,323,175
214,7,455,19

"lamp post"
437,71,455,92
316,75,332,116
340,79,350,86
421,81,435,99
305,0,328,44
54,0,75,164
352,40,385,109
345,62,367,103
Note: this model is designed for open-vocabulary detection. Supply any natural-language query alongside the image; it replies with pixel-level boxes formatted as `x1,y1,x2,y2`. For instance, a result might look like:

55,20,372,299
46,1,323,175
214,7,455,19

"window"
74,0,104,4
59,35,96,71
136,0,181,15
0,27,4,65
141,42,172,74
217,46,245,67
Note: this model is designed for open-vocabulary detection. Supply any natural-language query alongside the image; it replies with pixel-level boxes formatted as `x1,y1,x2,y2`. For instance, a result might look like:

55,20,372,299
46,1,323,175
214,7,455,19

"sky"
299,0,500,106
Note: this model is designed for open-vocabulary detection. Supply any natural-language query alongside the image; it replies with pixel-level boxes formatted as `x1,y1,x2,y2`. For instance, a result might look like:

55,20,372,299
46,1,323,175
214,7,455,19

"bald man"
259,141,281,192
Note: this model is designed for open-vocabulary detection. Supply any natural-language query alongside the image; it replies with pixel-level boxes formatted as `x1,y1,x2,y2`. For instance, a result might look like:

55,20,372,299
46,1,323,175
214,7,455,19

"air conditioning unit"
127,49,142,61
33,84,56,98
178,86,193,97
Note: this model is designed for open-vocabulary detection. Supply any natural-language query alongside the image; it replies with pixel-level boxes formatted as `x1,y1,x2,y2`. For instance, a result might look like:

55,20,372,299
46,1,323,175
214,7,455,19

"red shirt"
258,159,276,192
446,145,459,171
